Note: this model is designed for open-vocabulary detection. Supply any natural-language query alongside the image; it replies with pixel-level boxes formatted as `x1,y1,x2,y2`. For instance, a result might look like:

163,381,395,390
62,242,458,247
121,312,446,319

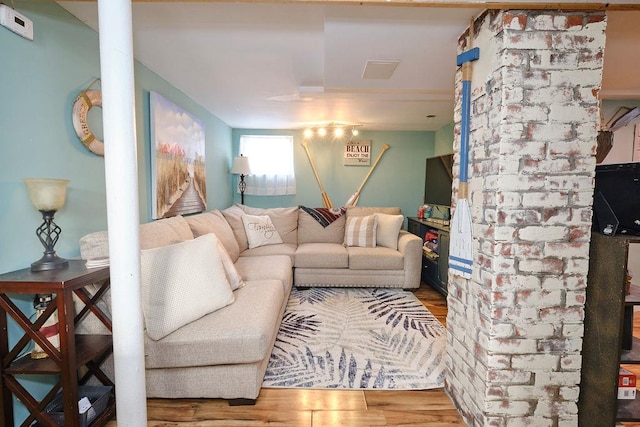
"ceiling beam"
57,0,640,9
64,0,638,11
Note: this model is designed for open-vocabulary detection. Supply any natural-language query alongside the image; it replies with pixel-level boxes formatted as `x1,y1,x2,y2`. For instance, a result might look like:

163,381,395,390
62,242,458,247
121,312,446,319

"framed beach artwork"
344,139,371,166
150,92,207,219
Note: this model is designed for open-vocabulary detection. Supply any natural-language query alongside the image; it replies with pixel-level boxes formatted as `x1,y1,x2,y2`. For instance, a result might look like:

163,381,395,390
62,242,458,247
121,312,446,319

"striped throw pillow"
344,215,377,248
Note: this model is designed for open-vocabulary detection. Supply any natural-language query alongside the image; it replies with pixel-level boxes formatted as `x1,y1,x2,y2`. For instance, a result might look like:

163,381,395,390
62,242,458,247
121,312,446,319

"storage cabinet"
579,232,640,425
0,260,115,427
407,217,450,296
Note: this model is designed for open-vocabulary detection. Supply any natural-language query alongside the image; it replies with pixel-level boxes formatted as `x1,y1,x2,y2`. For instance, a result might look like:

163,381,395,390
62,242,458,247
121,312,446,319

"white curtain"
239,135,296,195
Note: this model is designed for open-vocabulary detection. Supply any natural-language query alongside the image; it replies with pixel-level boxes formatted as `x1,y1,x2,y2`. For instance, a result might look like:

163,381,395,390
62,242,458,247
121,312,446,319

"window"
239,135,296,196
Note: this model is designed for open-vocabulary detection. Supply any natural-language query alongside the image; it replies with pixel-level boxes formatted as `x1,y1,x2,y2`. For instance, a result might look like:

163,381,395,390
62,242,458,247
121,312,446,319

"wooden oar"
301,141,334,208
449,22,479,280
345,144,390,208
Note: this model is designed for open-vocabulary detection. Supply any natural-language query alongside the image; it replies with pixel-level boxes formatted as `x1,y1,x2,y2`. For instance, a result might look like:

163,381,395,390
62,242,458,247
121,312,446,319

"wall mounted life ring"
72,89,104,156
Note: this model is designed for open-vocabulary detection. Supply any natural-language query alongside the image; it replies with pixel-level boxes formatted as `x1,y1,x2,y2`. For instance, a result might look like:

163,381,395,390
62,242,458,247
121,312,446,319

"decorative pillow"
344,215,377,248
375,213,404,250
242,206,299,245
216,239,245,291
241,214,284,249
140,234,235,341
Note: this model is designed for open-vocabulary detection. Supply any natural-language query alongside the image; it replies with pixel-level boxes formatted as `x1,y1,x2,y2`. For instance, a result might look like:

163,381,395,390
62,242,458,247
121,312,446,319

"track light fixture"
302,123,362,139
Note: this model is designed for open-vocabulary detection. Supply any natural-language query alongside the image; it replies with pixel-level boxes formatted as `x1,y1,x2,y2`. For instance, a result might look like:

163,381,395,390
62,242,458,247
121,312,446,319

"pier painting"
150,92,207,219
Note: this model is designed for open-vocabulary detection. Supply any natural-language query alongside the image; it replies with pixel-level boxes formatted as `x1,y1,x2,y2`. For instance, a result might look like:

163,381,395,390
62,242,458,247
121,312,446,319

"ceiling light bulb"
334,127,345,138
317,127,327,137
351,128,359,136
303,128,313,138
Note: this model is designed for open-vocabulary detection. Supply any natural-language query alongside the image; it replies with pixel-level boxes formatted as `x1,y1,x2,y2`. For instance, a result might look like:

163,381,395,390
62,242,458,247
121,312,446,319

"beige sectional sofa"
77,204,422,403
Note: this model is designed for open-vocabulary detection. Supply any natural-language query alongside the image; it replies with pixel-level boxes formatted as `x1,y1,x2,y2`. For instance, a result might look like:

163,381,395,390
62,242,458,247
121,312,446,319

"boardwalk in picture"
163,178,205,217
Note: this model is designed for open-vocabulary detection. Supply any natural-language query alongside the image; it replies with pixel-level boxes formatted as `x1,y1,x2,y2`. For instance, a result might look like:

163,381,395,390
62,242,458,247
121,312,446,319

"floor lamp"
230,155,251,204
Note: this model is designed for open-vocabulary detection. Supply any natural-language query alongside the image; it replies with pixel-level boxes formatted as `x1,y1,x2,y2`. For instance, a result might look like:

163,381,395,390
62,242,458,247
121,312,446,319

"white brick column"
445,10,607,426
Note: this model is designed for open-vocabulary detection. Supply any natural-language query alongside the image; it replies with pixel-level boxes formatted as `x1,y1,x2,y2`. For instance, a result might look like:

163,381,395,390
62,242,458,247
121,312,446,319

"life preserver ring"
72,90,104,156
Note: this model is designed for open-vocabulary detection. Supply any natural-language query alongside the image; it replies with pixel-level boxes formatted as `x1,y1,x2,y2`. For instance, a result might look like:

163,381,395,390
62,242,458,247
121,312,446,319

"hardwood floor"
106,283,464,426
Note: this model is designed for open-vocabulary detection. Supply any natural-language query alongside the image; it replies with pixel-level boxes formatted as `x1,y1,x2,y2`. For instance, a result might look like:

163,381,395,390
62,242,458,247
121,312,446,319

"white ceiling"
57,2,640,132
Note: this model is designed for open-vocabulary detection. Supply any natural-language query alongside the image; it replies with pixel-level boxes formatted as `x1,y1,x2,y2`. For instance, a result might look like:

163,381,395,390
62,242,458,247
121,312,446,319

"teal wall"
232,129,435,220
0,2,231,424
434,122,455,156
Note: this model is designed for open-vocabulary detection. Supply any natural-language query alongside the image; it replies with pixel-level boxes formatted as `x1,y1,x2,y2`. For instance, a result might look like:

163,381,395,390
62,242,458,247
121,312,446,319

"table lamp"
230,155,251,204
24,178,70,272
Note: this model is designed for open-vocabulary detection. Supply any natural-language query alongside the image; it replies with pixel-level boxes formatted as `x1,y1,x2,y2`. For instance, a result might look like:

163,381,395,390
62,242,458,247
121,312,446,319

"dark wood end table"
0,260,114,427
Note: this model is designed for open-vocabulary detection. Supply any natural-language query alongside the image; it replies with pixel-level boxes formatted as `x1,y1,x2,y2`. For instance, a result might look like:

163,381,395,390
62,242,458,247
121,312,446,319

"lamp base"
31,254,69,272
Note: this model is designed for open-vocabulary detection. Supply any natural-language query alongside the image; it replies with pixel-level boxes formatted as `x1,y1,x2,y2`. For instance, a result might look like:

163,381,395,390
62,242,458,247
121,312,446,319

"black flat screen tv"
593,162,640,236
424,154,453,208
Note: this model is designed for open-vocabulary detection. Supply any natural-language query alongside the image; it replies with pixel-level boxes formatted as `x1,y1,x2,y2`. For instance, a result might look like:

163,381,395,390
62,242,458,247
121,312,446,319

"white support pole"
97,0,147,424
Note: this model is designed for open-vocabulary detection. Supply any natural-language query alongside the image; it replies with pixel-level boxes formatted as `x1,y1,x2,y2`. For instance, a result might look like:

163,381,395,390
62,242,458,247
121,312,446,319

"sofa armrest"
397,230,422,289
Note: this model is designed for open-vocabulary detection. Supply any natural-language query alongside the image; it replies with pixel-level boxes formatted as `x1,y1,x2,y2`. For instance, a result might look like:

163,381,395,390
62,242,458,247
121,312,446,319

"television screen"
424,154,453,207
593,162,640,236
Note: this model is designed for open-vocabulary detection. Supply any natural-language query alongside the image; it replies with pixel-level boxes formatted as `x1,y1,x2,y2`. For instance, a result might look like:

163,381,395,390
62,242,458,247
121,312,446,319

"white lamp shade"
24,178,70,211
230,156,251,175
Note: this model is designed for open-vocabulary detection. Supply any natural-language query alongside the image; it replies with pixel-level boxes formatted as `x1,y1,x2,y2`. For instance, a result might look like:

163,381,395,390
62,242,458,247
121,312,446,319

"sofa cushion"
234,255,293,294
295,243,348,268
139,215,194,249
185,210,240,262
298,208,346,244
375,213,404,250
79,215,194,260
347,206,402,218
216,239,245,291
242,206,298,245
222,204,249,252
242,214,284,249
140,234,235,341
344,215,377,248
144,280,284,368
348,246,404,270
241,243,297,263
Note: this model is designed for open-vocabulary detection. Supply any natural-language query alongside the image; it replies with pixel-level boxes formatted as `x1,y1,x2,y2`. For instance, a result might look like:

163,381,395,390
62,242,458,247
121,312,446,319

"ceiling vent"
362,60,400,80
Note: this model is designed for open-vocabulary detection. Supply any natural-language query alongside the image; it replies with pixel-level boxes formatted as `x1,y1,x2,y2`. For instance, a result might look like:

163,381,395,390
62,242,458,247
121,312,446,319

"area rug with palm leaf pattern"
262,287,446,390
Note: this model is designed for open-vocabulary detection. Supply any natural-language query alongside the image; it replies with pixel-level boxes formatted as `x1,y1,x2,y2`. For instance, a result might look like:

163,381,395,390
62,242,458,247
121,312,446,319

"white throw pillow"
344,215,377,248
241,214,284,249
216,239,245,291
375,213,404,250
140,234,235,341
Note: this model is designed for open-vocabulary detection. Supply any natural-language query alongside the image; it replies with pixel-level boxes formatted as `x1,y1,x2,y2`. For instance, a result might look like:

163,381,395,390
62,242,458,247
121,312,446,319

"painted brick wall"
445,10,607,426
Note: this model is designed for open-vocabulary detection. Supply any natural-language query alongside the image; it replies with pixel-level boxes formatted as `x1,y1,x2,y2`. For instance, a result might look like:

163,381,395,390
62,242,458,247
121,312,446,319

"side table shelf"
6,335,112,374
0,260,115,427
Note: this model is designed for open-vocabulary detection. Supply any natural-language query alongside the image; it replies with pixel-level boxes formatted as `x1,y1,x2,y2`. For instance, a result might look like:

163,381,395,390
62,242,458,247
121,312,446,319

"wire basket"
43,385,112,427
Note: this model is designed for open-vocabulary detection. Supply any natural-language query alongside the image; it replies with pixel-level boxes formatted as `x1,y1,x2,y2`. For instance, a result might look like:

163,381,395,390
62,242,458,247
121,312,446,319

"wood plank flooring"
106,283,464,426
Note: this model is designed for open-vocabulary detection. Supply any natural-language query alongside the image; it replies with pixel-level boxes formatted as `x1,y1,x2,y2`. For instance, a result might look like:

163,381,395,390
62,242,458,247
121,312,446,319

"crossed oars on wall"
301,141,390,209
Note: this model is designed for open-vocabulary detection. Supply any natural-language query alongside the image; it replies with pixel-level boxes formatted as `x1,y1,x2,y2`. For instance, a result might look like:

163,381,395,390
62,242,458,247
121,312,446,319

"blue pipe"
460,79,471,184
